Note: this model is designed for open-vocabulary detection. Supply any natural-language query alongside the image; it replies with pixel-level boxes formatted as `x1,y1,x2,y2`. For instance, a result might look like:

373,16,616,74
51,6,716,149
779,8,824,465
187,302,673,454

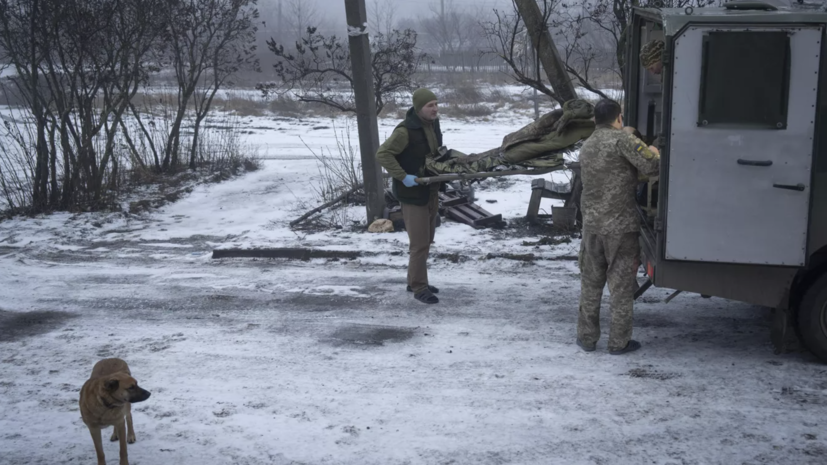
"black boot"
576,338,596,352
414,289,439,304
407,284,439,294
609,340,641,355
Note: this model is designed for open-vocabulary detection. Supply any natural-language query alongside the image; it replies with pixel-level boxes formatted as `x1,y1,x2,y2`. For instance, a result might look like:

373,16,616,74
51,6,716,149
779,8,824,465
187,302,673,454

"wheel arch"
791,245,827,313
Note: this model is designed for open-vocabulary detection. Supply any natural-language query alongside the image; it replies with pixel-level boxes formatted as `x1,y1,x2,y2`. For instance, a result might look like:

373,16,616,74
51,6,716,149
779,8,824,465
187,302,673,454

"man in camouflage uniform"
376,88,442,304
576,99,660,355
640,39,665,75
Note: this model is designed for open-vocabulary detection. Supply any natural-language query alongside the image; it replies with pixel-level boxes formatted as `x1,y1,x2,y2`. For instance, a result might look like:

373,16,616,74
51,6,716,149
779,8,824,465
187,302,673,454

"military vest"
392,108,442,206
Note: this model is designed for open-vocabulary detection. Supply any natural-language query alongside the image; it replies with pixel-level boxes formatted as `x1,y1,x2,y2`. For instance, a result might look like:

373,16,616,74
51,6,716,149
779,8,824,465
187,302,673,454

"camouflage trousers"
577,232,640,351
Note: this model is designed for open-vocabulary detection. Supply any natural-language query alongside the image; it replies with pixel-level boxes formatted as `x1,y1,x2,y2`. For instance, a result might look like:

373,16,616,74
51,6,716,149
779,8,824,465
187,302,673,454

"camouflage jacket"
579,125,660,235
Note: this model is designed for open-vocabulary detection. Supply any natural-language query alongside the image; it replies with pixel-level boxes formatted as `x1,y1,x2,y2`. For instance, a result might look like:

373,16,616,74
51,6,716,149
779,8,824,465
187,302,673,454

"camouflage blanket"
426,99,595,175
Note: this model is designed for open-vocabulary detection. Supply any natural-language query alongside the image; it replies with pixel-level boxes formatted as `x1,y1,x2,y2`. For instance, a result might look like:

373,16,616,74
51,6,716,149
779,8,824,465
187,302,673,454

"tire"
797,273,827,363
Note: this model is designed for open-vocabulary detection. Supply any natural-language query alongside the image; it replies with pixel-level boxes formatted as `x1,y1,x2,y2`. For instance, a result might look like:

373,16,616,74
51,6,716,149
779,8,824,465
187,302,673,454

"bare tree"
284,0,322,43
0,0,50,210
260,27,425,115
419,0,483,56
162,0,259,171
484,0,720,103
253,0,282,68
483,2,581,103
0,0,169,211
368,0,396,37
559,0,720,82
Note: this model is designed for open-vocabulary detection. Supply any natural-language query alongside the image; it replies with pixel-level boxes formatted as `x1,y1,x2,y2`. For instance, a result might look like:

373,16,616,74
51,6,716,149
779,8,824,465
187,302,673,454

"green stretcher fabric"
425,99,595,175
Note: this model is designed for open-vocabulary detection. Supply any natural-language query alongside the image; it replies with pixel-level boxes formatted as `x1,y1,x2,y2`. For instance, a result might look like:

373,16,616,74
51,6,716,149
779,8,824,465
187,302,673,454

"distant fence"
417,52,511,74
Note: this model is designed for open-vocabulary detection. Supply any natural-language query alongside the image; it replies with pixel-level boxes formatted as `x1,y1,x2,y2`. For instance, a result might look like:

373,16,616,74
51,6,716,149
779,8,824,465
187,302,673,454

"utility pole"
344,0,386,223
513,0,577,103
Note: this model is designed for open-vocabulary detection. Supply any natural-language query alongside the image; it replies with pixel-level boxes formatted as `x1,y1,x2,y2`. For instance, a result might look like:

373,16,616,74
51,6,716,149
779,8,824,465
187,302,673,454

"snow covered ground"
1,97,826,465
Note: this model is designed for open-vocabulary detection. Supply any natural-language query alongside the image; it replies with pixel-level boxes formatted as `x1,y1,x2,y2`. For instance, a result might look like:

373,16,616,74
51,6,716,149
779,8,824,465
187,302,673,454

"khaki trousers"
401,191,439,292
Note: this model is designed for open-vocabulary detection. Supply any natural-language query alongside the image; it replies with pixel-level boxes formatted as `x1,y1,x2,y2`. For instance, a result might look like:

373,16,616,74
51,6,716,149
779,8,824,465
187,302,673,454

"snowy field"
1,90,826,464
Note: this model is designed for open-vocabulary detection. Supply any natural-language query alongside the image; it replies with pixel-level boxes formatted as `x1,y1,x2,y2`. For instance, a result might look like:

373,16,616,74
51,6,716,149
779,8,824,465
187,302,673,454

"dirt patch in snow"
0,309,76,342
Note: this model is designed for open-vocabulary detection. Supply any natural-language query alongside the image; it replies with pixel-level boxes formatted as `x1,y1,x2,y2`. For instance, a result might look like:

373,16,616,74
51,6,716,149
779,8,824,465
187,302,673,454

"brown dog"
79,358,151,465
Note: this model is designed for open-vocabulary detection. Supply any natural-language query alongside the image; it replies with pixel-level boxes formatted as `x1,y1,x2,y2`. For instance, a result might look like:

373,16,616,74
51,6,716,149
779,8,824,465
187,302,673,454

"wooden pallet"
383,187,504,229
438,187,504,229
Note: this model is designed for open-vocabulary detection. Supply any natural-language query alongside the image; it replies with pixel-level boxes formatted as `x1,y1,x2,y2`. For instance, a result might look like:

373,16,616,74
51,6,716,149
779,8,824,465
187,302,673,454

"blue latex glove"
402,174,418,187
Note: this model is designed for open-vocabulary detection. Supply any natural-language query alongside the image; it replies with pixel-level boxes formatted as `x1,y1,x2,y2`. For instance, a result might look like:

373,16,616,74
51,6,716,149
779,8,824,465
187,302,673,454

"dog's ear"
105,379,120,391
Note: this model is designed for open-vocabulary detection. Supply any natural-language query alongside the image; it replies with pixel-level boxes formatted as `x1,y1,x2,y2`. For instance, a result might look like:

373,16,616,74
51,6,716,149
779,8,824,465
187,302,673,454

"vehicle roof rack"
724,0,791,10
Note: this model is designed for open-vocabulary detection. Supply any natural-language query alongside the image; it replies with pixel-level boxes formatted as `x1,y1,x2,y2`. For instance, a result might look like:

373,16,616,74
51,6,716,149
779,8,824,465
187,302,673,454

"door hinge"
655,218,664,232
662,38,672,67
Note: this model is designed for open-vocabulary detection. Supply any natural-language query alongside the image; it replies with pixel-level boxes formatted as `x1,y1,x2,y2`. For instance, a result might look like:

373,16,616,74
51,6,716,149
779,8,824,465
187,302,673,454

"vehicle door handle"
773,183,806,191
737,159,773,167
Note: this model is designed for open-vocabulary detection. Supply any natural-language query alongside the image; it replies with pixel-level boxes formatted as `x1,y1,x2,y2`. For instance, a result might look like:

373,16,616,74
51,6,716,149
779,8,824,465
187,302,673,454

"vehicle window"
698,31,790,129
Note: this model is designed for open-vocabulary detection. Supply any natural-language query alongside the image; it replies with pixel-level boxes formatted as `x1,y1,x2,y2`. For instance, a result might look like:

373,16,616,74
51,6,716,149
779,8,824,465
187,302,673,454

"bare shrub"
261,28,425,115
243,158,261,172
269,95,303,116
441,103,494,118
486,87,514,104
295,121,364,229
0,108,35,214
190,115,261,180
216,97,268,117
443,82,485,105
302,122,362,203
0,0,258,214
378,98,403,118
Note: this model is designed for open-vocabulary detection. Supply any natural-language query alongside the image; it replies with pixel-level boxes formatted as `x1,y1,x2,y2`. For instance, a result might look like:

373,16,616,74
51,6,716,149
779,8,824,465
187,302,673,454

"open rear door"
665,25,821,266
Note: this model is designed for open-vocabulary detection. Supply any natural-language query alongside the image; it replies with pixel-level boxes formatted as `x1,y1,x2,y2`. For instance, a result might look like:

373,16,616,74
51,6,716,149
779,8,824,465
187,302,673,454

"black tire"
797,273,827,362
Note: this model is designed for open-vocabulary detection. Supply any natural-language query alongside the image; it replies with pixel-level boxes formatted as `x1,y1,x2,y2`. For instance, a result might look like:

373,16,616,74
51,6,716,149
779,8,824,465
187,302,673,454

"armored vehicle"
624,0,827,361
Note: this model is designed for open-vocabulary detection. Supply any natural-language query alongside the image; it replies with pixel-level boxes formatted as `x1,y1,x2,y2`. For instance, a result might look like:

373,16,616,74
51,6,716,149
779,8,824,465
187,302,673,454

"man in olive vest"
376,88,442,304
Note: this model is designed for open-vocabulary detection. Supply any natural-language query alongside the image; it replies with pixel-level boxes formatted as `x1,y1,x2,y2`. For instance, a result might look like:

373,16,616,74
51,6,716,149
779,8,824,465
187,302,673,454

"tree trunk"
513,0,577,104
48,119,59,207
163,102,189,171
32,113,49,211
59,118,75,209
127,102,156,170
118,117,147,171
188,115,204,170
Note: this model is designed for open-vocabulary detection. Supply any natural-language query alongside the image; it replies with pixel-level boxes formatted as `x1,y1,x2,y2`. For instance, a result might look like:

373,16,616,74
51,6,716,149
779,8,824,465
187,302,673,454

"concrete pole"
513,0,577,103
344,0,386,224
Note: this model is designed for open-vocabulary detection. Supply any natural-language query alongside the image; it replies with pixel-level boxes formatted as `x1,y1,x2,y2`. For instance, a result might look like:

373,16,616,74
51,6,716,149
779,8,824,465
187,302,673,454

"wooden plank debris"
438,186,505,230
